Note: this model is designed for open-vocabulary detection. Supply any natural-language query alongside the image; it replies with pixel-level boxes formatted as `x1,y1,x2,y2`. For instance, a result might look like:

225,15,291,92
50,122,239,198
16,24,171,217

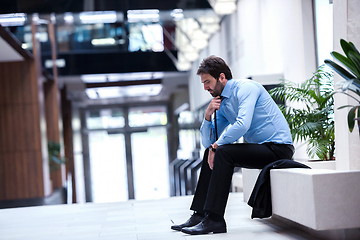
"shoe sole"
181,228,227,235
213,228,227,234
171,226,182,231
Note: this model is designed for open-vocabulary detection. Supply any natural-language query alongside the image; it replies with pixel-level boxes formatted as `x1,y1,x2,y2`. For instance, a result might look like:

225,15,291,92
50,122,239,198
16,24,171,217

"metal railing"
169,150,202,196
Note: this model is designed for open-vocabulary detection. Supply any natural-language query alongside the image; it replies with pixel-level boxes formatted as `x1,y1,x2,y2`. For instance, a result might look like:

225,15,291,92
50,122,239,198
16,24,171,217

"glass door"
88,131,128,203
129,106,169,200
86,108,128,203
84,105,170,202
131,127,169,200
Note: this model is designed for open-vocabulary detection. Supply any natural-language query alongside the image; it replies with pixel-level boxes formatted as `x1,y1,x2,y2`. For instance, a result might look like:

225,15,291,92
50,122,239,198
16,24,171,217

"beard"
209,79,224,97
209,91,218,97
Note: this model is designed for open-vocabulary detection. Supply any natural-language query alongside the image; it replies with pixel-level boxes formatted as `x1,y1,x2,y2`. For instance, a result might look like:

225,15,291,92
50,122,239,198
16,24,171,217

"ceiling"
0,30,190,108
0,0,211,14
0,0,215,108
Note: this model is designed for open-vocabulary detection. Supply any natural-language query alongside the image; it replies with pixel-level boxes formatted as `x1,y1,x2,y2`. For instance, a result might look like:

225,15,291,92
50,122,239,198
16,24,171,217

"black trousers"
190,143,294,217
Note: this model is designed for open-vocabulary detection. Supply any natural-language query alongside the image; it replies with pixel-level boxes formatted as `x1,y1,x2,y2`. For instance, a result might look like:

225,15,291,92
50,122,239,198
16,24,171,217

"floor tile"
0,193,339,240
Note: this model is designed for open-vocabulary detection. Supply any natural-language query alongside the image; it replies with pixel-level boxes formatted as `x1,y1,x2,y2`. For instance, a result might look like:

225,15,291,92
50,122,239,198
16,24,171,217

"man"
171,56,294,235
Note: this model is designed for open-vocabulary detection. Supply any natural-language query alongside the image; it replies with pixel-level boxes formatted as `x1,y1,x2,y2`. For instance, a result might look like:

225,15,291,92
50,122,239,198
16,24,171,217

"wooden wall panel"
0,60,49,200
44,74,64,189
0,151,44,199
43,20,65,190
61,87,76,202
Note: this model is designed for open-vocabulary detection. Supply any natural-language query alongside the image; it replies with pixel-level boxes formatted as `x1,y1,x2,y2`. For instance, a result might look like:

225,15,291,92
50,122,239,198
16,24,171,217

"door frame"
81,102,170,201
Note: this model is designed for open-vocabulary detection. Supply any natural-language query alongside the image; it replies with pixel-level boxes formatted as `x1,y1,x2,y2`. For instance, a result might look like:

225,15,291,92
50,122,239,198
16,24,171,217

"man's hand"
205,96,222,121
207,149,215,170
207,143,218,170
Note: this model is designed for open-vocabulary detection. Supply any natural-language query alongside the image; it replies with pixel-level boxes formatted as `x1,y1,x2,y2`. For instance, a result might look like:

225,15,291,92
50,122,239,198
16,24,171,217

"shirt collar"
221,79,234,99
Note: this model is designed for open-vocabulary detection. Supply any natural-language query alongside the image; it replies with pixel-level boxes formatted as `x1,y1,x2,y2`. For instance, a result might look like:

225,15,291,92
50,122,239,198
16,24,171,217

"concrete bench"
241,168,360,231
231,172,243,192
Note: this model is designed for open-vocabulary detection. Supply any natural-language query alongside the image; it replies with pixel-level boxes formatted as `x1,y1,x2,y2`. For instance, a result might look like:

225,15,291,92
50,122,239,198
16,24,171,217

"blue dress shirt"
200,79,293,148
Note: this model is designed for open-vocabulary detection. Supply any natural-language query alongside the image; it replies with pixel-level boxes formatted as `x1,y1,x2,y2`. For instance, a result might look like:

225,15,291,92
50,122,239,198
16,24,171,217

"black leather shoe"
181,215,227,235
171,213,204,231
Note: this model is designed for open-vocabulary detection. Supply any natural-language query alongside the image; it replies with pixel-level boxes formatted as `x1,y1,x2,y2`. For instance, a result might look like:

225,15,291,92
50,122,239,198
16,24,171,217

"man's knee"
214,145,233,165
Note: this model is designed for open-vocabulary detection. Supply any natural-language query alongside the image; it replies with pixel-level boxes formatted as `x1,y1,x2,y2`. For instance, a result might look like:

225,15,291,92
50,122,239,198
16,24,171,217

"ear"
219,73,227,84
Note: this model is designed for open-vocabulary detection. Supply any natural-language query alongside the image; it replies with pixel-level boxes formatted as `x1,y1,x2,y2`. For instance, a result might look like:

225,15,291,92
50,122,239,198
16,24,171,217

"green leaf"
348,106,357,132
340,39,360,54
340,39,360,57
324,59,356,81
272,65,335,160
331,51,360,78
340,39,353,56
319,93,334,109
348,51,360,79
338,104,355,110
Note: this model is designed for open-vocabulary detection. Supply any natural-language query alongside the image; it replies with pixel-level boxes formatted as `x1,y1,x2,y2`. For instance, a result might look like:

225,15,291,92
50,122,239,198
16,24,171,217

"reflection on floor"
0,193,323,240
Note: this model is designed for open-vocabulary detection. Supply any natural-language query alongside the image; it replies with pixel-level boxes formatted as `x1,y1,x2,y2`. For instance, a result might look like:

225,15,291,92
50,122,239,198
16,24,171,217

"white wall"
333,0,360,170
189,0,317,160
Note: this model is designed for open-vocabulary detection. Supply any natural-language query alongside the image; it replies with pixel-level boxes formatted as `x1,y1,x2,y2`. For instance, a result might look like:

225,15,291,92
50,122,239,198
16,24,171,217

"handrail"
0,25,33,60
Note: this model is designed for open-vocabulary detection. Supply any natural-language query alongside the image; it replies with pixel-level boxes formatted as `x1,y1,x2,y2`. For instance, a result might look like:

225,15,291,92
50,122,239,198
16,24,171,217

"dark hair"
197,55,233,80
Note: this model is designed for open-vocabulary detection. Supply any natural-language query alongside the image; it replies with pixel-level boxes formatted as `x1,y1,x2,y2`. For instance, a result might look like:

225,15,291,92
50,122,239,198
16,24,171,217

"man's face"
200,73,225,97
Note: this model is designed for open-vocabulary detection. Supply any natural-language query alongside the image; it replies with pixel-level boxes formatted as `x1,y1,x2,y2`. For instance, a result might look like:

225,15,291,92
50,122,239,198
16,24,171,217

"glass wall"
85,105,169,202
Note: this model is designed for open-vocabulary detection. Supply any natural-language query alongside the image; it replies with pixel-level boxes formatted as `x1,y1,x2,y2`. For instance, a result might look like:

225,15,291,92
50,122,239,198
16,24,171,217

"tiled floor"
0,193,320,240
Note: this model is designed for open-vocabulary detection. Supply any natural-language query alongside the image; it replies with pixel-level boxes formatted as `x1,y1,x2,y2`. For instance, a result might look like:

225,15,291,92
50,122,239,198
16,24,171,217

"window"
129,106,167,127
314,0,333,65
86,108,125,129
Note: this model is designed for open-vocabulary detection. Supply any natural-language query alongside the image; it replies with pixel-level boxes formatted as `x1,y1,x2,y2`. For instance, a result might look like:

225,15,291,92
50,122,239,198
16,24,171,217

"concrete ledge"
231,172,243,192
242,168,261,203
270,169,360,230
241,161,337,203
305,160,336,170
242,167,360,231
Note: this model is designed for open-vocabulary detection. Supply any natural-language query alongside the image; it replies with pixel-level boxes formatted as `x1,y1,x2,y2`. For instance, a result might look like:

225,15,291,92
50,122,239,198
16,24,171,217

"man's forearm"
200,119,216,148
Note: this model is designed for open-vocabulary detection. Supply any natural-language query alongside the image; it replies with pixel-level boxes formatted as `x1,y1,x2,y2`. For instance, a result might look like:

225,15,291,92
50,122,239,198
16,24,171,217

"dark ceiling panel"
4,0,84,14
85,79,162,88
44,51,178,75
0,0,211,14
94,0,211,11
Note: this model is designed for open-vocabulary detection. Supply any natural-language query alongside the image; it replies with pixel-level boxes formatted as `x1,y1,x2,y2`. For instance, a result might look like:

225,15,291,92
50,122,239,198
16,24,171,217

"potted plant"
269,65,335,161
324,39,360,135
48,141,66,171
